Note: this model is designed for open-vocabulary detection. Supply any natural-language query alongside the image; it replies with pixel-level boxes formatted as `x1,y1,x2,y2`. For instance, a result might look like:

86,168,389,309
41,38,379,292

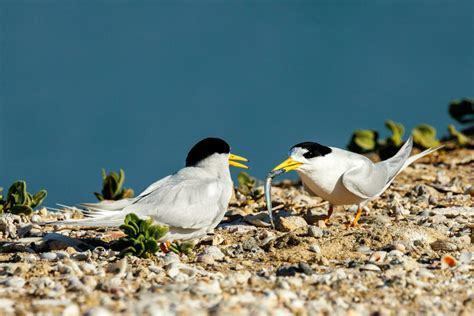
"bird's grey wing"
123,175,226,230
133,175,174,201
342,162,390,199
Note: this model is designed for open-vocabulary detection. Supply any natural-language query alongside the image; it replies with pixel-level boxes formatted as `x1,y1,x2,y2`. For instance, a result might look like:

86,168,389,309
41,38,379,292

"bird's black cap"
292,142,332,159
186,137,231,167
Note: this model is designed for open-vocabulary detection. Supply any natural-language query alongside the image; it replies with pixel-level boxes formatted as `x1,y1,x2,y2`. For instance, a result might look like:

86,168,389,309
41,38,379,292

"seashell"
441,255,457,269
360,264,381,272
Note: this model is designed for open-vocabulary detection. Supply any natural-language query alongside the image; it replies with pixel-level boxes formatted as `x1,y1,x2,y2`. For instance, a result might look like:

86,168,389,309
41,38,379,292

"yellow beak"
271,157,303,173
229,153,249,169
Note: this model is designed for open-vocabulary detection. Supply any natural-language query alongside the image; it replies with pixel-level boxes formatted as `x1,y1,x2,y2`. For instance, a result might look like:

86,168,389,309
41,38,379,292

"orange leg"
349,206,363,227
324,204,334,224
160,241,172,253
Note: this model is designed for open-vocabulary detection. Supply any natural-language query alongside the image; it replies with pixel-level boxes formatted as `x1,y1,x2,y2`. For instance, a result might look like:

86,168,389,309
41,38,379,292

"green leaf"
31,190,47,208
119,246,136,257
10,205,33,215
412,124,441,149
448,124,470,147
384,120,405,147
348,129,378,153
119,223,137,237
449,98,474,124
124,213,140,225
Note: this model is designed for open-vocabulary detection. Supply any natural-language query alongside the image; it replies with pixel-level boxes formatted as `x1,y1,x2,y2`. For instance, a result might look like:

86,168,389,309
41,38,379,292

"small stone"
197,254,215,265
23,254,37,263
459,252,473,264
276,265,297,277
360,264,381,272
430,240,457,251
369,251,387,264
309,244,321,253
85,307,113,316
356,246,371,254
5,277,25,288
71,251,90,261
298,262,313,275
276,216,308,232
40,252,58,261
203,246,225,261
31,214,42,223
29,228,43,237
307,226,324,238
63,304,80,316
393,243,406,252
242,238,261,252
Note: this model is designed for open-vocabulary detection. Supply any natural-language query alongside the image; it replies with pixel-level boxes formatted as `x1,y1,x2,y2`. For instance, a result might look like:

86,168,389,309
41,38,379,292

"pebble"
298,262,314,275
63,304,81,316
356,246,371,254
309,244,321,254
202,246,225,261
31,214,42,223
276,265,297,277
360,264,381,272
276,216,308,232
4,277,26,288
430,240,457,251
369,251,387,264
40,252,58,261
85,307,113,316
197,254,215,265
307,226,324,238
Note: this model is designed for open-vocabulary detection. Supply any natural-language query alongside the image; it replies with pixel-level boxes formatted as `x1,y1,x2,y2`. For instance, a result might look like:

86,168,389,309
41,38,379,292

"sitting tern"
270,136,442,227
55,137,249,241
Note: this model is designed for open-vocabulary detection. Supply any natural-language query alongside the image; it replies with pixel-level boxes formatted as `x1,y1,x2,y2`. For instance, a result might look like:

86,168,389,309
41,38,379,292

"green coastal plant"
0,181,47,215
237,172,264,202
412,124,441,149
169,241,194,255
94,169,134,201
347,129,378,153
448,124,469,147
113,213,169,258
449,98,474,124
384,120,405,147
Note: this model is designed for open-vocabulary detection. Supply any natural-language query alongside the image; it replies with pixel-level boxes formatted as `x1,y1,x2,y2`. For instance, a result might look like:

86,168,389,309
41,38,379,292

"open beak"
271,157,303,173
229,153,249,169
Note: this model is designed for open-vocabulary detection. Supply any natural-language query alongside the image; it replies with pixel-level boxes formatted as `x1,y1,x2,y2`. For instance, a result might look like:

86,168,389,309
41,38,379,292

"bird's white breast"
296,149,366,206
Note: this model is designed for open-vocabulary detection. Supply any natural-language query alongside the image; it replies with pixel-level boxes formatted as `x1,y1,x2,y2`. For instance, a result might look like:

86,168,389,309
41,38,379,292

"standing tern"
269,136,442,227
55,137,249,241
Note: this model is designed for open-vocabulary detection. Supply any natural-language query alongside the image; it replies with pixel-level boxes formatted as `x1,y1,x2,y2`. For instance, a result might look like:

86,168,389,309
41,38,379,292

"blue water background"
1,1,473,205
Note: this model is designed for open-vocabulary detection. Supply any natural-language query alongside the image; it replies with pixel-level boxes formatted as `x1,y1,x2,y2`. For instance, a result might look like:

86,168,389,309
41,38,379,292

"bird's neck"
195,156,232,181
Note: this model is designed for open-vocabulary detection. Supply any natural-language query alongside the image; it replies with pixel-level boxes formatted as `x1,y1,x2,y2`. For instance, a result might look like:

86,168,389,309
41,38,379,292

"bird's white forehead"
289,147,308,158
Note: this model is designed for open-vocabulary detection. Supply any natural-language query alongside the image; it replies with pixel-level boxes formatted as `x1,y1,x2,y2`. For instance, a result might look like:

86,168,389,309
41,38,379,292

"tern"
55,137,249,241
270,137,442,227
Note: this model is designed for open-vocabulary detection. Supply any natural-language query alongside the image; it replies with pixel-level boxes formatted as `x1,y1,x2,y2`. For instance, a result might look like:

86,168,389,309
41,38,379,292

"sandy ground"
0,147,472,315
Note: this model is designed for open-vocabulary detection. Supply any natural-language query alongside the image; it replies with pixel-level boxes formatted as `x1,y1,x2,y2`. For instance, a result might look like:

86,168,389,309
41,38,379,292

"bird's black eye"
292,142,332,159
186,137,230,167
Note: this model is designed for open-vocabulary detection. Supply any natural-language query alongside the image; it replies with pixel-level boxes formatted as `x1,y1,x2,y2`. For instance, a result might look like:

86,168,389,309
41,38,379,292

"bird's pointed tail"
46,199,133,227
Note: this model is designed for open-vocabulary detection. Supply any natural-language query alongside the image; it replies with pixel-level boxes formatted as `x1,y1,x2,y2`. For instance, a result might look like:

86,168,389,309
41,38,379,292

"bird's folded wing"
122,177,225,230
342,162,390,199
